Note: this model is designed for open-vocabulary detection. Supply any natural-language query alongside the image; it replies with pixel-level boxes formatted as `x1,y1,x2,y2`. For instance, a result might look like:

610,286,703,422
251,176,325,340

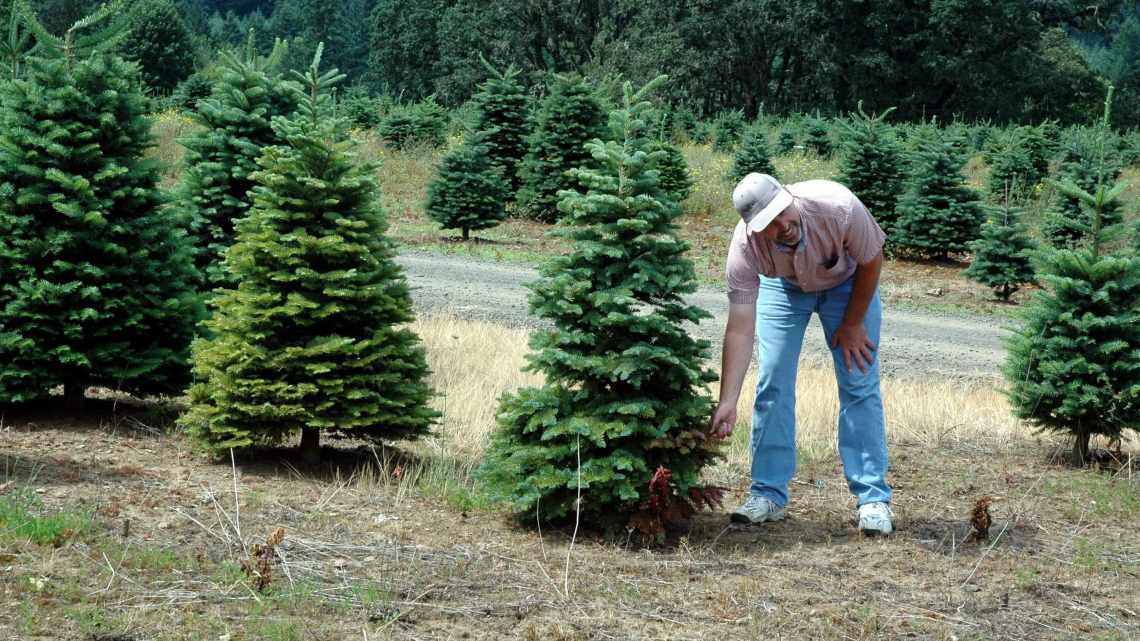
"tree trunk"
300,429,321,465
1071,428,1091,467
64,381,86,411
462,226,470,241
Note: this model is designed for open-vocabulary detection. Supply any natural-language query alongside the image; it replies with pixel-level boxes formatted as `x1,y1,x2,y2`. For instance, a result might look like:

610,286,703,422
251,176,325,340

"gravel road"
396,251,1017,381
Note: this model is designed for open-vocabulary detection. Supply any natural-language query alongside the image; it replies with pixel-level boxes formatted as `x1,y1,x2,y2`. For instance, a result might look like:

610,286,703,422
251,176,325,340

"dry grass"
412,315,1027,477
2,315,1138,640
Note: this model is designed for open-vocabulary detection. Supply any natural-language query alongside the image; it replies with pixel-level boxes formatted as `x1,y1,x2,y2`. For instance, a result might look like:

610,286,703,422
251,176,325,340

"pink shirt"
725,180,885,303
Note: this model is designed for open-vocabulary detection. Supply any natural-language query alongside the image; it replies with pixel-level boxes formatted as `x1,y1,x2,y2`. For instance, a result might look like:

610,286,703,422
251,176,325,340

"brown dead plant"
968,496,993,542
242,527,286,592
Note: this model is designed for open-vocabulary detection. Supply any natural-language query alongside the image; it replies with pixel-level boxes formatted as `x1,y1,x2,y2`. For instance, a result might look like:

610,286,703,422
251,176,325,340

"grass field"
2,315,1138,640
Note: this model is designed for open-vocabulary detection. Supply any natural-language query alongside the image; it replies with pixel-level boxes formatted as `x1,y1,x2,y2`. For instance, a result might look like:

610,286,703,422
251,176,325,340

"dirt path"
397,251,1016,381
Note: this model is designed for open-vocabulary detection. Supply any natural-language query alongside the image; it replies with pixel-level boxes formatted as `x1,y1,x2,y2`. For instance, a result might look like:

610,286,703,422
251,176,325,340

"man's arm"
831,250,883,372
709,302,757,438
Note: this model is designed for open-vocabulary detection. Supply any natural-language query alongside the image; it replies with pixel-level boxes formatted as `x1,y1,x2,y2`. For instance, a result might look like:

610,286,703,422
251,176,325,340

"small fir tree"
0,2,200,407
425,135,509,240
729,124,775,183
649,139,693,205
712,110,744,152
177,35,301,291
804,116,833,157
776,126,797,154
379,96,448,149
183,46,438,462
985,130,1036,201
963,198,1038,301
894,136,985,259
1041,135,1123,248
118,0,195,94
477,77,724,538
1005,87,1140,466
516,75,608,222
670,106,697,142
836,103,905,237
471,58,529,194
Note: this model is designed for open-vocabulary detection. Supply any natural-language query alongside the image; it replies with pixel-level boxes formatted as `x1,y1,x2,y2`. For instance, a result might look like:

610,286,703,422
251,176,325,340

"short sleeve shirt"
725,180,885,303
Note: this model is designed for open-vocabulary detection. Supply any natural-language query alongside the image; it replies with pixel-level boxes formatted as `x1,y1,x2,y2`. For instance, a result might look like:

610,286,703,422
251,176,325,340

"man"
708,173,893,535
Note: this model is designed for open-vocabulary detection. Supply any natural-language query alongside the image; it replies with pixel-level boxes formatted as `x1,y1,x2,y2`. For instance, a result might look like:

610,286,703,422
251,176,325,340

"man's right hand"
709,402,737,439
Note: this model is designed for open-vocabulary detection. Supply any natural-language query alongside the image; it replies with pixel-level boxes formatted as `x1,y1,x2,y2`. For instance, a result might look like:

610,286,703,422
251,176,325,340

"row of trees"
6,0,1140,126
0,3,726,537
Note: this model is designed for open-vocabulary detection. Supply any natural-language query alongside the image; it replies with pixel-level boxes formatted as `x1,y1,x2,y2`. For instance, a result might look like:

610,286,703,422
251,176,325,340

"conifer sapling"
478,76,724,539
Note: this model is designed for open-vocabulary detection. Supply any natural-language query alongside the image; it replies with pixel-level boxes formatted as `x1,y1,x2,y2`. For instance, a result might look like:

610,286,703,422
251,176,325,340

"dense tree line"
8,0,1137,126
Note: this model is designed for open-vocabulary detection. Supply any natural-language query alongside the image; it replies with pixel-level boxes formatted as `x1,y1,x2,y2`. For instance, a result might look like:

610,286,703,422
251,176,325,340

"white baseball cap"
732,173,793,233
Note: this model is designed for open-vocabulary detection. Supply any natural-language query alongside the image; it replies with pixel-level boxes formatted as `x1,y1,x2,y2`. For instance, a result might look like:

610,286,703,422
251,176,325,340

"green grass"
0,488,91,546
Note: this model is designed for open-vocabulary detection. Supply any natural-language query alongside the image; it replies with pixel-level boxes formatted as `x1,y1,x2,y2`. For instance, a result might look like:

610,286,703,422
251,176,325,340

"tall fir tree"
183,45,438,462
0,1,200,407
177,35,301,291
894,136,985,259
1005,87,1140,466
729,124,775,183
425,135,510,240
470,59,529,194
836,103,904,237
516,75,608,222
478,77,723,538
963,199,1038,301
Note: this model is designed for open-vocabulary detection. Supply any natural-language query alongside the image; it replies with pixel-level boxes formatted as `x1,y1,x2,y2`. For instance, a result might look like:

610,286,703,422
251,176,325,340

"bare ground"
2,399,1138,641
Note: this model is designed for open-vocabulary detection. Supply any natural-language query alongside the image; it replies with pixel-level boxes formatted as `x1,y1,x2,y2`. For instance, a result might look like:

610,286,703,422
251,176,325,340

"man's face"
760,207,801,246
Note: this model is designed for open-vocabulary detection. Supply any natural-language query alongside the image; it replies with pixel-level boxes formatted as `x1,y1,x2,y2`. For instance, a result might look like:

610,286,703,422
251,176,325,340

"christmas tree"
516,75,608,222
0,1,200,407
804,116,832,157
1005,87,1140,466
776,126,797,155
425,134,510,240
183,45,438,462
470,58,529,194
985,130,1036,201
712,110,744,152
836,103,904,237
649,139,693,205
894,135,985,260
1041,133,1124,248
177,34,301,291
478,77,724,538
963,198,1038,301
729,124,776,183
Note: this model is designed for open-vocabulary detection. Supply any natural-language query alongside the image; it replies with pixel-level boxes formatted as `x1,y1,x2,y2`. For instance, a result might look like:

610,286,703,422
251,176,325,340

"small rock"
157,520,172,530
373,514,398,525
333,558,348,569
926,288,944,297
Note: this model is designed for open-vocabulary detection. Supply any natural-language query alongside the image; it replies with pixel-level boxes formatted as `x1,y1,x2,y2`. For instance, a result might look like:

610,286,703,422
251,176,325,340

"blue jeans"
750,275,891,507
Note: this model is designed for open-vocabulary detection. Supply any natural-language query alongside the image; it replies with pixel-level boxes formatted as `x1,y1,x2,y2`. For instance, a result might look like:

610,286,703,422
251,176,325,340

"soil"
396,251,1014,381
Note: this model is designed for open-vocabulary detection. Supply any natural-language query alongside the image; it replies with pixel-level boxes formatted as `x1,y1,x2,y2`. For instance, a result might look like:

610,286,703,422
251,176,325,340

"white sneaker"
858,502,894,535
730,495,786,524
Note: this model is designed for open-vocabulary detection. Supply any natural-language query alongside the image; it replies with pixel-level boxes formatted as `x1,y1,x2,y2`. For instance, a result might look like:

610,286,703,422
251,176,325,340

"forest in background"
10,0,1140,127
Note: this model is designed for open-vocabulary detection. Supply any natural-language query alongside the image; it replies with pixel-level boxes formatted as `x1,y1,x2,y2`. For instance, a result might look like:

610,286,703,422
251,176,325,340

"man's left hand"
831,321,876,373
